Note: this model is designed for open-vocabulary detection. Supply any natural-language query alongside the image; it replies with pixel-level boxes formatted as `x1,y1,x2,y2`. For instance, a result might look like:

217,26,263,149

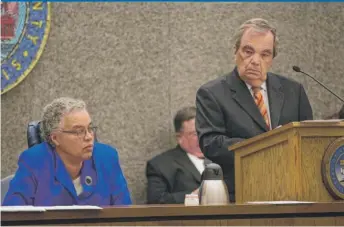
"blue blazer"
2,142,132,206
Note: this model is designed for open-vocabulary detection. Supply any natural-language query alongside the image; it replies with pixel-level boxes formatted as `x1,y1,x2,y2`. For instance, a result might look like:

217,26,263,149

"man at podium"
195,18,313,202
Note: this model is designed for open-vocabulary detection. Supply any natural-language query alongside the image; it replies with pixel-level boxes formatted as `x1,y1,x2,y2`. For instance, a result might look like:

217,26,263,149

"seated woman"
2,97,132,206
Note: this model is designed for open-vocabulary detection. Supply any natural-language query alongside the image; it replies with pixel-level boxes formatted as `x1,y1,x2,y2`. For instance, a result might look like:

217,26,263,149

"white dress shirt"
245,81,272,129
73,177,83,196
186,153,205,174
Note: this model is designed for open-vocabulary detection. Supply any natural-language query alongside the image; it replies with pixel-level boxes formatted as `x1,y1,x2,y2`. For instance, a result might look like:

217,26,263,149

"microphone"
292,66,344,103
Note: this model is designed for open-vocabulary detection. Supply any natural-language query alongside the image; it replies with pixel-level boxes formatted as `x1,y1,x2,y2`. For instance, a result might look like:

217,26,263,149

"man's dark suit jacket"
146,145,201,204
339,105,344,119
195,68,313,202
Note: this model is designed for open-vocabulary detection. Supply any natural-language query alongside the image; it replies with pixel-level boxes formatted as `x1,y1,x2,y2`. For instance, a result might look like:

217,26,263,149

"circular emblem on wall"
1,2,51,94
322,137,344,200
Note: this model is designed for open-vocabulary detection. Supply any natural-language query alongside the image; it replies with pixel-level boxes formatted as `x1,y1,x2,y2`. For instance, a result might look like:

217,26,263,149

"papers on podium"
0,206,46,212
302,119,343,123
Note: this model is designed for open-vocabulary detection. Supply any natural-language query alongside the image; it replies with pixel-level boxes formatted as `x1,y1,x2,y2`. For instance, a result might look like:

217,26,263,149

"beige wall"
1,3,344,204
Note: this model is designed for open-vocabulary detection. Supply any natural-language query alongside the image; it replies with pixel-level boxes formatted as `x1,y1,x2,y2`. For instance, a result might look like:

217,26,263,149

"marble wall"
2,3,344,204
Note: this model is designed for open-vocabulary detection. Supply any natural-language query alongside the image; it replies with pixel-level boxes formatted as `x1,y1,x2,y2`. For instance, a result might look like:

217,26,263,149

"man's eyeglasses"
181,131,197,137
60,126,97,139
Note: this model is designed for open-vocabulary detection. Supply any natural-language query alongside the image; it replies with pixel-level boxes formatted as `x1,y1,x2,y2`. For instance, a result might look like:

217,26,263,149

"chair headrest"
27,121,42,148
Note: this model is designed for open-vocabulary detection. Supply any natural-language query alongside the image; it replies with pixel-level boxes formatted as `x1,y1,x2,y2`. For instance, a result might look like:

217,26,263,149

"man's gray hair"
233,18,279,58
40,97,86,145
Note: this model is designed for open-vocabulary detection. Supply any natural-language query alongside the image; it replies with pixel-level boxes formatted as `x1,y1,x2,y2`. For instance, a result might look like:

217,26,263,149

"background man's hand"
191,188,199,195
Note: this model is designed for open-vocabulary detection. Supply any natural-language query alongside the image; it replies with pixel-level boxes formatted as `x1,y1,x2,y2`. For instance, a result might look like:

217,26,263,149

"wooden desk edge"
2,202,344,222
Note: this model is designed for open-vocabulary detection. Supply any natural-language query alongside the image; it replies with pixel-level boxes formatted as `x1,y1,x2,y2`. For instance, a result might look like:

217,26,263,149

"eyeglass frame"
179,130,197,137
58,126,98,139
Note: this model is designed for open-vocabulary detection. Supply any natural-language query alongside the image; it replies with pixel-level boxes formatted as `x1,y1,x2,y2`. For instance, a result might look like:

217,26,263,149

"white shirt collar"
186,153,205,174
245,81,267,92
186,152,202,160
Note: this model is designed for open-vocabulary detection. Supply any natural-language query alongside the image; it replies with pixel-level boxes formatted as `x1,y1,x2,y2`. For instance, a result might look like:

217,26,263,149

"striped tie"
252,87,270,129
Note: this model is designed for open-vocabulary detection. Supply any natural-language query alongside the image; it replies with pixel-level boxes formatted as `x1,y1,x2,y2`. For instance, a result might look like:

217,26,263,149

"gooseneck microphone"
292,66,344,103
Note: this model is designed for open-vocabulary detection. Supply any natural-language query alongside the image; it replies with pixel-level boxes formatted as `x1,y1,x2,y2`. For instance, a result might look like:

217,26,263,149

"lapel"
52,146,77,198
79,158,98,198
174,146,201,184
226,68,268,131
266,73,284,129
52,144,98,199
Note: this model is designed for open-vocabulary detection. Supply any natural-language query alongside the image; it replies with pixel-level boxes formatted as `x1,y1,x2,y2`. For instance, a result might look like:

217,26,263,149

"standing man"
196,18,313,202
146,107,209,204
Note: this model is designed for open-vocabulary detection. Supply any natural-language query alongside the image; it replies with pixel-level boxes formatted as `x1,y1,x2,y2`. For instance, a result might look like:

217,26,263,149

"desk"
2,202,344,226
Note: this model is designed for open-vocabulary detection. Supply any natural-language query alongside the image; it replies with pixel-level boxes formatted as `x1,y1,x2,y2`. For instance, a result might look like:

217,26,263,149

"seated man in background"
2,97,132,206
146,107,209,204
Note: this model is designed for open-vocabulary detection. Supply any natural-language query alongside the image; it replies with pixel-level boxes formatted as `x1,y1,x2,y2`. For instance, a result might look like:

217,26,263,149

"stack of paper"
0,206,46,212
44,205,103,210
0,205,102,212
246,201,315,205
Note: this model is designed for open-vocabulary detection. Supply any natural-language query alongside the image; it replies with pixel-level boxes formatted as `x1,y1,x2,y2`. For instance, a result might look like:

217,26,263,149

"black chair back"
1,175,14,204
27,121,43,148
27,121,98,148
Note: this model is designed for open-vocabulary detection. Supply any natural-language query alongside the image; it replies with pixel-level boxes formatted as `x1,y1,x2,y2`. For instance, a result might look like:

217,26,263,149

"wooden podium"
229,121,344,204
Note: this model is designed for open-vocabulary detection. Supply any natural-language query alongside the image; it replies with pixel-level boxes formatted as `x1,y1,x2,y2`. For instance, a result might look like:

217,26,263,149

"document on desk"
0,205,102,212
0,206,46,212
43,205,103,211
246,201,315,205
